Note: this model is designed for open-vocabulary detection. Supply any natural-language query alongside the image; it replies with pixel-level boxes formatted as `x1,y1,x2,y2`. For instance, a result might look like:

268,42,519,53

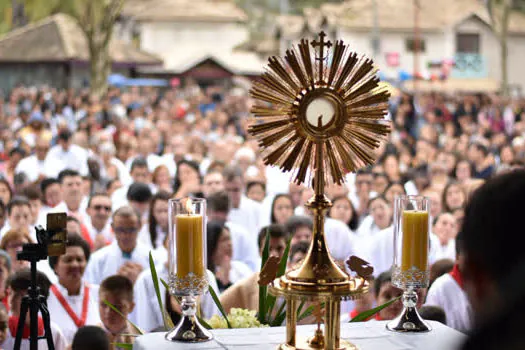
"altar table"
133,321,466,350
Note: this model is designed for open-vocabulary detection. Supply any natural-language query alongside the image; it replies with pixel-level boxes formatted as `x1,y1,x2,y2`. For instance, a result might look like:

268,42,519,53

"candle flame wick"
185,197,193,215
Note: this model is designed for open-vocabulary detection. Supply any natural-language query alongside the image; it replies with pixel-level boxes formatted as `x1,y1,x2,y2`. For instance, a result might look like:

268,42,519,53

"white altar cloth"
133,321,466,350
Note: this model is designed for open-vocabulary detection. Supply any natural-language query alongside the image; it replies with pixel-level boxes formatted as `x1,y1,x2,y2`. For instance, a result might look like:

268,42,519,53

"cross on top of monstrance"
249,32,390,349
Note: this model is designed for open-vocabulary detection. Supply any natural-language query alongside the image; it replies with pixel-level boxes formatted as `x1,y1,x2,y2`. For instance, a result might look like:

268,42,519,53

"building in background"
0,14,162,92
238,0,525,93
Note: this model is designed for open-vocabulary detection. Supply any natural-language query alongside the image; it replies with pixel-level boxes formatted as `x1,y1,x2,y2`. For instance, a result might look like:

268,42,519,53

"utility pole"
413,0,420,94
372,0,381,58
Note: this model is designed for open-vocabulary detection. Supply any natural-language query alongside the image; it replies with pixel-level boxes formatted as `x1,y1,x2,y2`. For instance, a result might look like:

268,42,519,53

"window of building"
456,33,480,53
405,38,426,52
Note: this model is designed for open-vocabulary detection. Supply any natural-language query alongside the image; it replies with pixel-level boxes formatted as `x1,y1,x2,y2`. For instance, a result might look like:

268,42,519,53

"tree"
22,0,124,98
487,0,513,96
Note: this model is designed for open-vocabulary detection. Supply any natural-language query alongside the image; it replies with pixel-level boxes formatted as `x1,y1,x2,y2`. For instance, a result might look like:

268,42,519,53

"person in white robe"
431,212,458,262
84,206,150,286
207,191,260,272
84,193,114,248
425,237,472,333
111,158,153,212
15,137,50,183
44,129,89,177
132,265,220,332
224,167,261,235
47,234,101,343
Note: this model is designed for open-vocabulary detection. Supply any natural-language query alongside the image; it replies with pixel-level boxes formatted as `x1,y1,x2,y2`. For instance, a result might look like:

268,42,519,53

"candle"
401,210,429,272
175,201,205,279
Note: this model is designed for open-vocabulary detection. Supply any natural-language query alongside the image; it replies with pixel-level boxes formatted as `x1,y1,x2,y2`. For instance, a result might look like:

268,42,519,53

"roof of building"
0,13,162,64
268,0,525,36
140,49,265,76
122,0,247,23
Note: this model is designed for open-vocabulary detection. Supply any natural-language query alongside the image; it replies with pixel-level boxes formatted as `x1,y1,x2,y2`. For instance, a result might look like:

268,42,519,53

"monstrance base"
165,315,213,343
277,338,358,350
386,305,432,333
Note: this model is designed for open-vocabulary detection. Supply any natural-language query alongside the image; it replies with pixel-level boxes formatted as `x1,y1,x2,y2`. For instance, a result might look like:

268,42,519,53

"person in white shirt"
356,196,393,237
126,182,153,224
138,191,170,250
84,206,150,286
207,191,260,272
3,269,68,350
49,170,88,225
125,137,163,174
47,234,101,344
349,169,377,223
0,197,34,240
224,166,261,235
425,234,472,333
15,137,50,183
207,221,252,292
44,129,88,177
111,158,151,211
159,134,189,178
85,193,114,250
431,212,458,262
39,178,63,221
133,259,220,332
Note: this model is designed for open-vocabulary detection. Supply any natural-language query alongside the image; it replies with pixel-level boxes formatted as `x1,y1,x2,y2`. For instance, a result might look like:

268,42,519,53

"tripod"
13,243,55,350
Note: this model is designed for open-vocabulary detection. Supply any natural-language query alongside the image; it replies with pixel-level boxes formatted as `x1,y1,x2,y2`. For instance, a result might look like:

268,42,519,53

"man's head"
21,185,42,225
461,170,525,321
72,326,110,350
8,269,51,318
257,224,289,259
87,193,112,228
246,181,266,203
207,191,230,222
57,129,73,151
355,168,373,195
285,215,313,246
99,275,135,334
6,197,32,230
203,171,225,198
58,169,83,208
41,178,62,207
126,182,152,217
130,158,150,184
223,166,244,209
34,137,50,161
374,271,404,320
288,241,309,269
112,206,141,253
432,212,458,245
468,142,489,165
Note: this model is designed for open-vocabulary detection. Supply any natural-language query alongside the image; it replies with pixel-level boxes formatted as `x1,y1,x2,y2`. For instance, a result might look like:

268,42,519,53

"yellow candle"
176,214,205,278
401,210,429,272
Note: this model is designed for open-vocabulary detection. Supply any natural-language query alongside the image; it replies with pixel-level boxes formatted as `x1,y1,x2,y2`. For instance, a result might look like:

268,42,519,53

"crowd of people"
0,81,524,349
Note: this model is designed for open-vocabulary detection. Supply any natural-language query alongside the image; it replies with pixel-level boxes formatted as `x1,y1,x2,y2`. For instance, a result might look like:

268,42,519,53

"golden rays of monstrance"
248,31,391,186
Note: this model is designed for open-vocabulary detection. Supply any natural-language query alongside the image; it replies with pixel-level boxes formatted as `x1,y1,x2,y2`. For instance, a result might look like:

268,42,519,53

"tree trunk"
500,34,509,96
89,41,111,99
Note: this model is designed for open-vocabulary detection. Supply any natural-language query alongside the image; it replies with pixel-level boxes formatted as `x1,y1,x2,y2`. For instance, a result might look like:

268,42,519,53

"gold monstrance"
248,32,391,349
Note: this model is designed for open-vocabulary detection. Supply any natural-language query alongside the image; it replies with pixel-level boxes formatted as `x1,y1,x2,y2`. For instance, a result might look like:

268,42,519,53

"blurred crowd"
0,81,524,349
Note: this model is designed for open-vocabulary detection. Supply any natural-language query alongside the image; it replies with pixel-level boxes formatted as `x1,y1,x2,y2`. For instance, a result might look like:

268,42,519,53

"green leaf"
112,343,133,350
160,278,169,290
258,229,270,324
197,315,213,330
349,295,402,322
266,238,292,322
298,304,315,322
270,300,287,327
103,300,144,335
296,300,306,318
208,285,232,329
149,252,174,330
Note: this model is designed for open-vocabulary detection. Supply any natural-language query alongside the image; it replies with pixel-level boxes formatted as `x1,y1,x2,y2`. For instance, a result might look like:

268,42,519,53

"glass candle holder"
166,197,212,342
387,195,431,333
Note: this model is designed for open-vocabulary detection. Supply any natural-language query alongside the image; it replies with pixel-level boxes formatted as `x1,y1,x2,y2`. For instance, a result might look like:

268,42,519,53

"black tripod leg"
39,299,55,350
13,296,29,350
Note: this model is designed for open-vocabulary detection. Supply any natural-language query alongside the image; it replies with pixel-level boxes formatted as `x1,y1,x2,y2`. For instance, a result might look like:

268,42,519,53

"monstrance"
248,32,391,349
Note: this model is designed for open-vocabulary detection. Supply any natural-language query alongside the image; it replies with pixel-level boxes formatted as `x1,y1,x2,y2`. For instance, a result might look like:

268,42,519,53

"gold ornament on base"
249,32,391,350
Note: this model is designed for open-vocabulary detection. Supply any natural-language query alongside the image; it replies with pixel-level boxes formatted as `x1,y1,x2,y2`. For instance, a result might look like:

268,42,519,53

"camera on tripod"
14,212,67,350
